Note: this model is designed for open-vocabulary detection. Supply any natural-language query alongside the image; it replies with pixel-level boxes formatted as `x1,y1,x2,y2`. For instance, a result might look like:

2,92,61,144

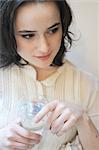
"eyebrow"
48,22,61,29
17,22,61,33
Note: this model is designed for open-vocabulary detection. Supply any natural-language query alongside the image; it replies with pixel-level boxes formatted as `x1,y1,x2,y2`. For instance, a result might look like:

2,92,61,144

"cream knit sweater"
0,60,99,150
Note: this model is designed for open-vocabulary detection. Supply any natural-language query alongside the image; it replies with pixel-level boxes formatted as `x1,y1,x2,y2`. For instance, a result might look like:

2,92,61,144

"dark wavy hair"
0,0,73,68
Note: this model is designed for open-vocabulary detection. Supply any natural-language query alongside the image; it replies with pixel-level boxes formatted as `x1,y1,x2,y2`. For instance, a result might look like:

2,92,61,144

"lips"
34,53,51,60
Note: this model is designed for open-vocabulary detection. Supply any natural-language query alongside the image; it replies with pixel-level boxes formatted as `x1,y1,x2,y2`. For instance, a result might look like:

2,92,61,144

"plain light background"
66,0,99,77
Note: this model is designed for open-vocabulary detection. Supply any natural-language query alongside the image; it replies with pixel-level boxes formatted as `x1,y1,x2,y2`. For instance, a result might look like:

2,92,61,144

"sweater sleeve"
88,87,99,131
79,70,99,132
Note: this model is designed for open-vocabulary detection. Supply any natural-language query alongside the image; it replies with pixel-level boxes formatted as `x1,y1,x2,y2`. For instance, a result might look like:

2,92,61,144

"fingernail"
34,118,37,123
46,123,51,129
46,125,50,130
34,116,39,123
51,129,56,134
57,131,63,136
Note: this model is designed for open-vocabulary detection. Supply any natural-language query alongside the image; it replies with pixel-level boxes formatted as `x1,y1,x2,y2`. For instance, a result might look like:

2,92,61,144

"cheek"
15,38,29,53
15,37,23,51
56,30,62,44
54,34,62,51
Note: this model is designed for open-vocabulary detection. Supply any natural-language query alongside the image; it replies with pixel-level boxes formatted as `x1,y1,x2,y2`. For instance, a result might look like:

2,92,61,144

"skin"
15,2,62,80
0,2,62,150
34,101,84,136
0,118,41,150
1,2,99,150
35,101,99,150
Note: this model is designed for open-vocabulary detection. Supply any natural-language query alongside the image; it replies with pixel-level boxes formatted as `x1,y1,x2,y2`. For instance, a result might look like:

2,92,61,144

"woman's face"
15,2,62,69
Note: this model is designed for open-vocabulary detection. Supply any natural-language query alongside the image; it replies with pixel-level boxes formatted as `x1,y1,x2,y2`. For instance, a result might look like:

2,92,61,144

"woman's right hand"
0,118,42,150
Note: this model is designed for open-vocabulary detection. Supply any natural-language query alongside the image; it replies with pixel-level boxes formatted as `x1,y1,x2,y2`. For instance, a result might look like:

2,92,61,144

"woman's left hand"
34,100,84,136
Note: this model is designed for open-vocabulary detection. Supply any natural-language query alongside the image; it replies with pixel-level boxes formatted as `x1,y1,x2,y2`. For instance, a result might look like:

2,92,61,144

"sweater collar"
22,59,66,87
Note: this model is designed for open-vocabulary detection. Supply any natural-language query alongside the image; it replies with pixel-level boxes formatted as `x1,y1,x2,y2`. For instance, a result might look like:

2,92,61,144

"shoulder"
0,64,20,75
74,65,99,116
59,59,77,78
63,59,99,109
0,64,24,84
63,59,99,90
63,59,76,71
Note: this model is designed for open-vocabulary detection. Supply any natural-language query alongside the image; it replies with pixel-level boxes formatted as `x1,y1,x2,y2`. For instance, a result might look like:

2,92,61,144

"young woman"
0,0,99,150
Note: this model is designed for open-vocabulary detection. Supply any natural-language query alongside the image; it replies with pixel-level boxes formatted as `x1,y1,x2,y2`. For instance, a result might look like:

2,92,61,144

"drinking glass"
18,97,47,136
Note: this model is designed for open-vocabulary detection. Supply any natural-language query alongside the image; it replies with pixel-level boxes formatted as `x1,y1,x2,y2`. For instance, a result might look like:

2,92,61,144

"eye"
48,27,59,34
21,34,35,39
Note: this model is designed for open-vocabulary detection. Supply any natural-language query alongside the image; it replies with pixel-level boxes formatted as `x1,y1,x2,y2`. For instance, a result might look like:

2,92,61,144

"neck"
36,66,58,81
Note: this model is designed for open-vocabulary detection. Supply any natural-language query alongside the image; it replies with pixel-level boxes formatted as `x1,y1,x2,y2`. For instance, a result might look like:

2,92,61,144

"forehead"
15,2,61,30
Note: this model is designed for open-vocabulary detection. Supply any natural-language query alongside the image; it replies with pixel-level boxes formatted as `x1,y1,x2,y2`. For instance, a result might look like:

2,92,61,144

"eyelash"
21,27,59,39
21,34,35,39
48,27,59,34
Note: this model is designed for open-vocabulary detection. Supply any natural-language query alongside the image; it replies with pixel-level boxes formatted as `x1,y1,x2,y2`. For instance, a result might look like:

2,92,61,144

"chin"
28,58,54,69
36,64,51,69
35,61,53,69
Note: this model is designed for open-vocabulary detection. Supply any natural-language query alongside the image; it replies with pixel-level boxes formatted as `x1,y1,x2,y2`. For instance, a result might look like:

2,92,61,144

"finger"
47,103,65,129
8,133,36,145
6,140,29,150
51,123,64,135
50,108,71,133
12,124,42,140
34,101,58,123
57,114,77,136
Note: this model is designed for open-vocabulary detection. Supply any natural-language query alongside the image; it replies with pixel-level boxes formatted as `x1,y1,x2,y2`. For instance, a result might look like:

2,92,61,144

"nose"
38,35,49,54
